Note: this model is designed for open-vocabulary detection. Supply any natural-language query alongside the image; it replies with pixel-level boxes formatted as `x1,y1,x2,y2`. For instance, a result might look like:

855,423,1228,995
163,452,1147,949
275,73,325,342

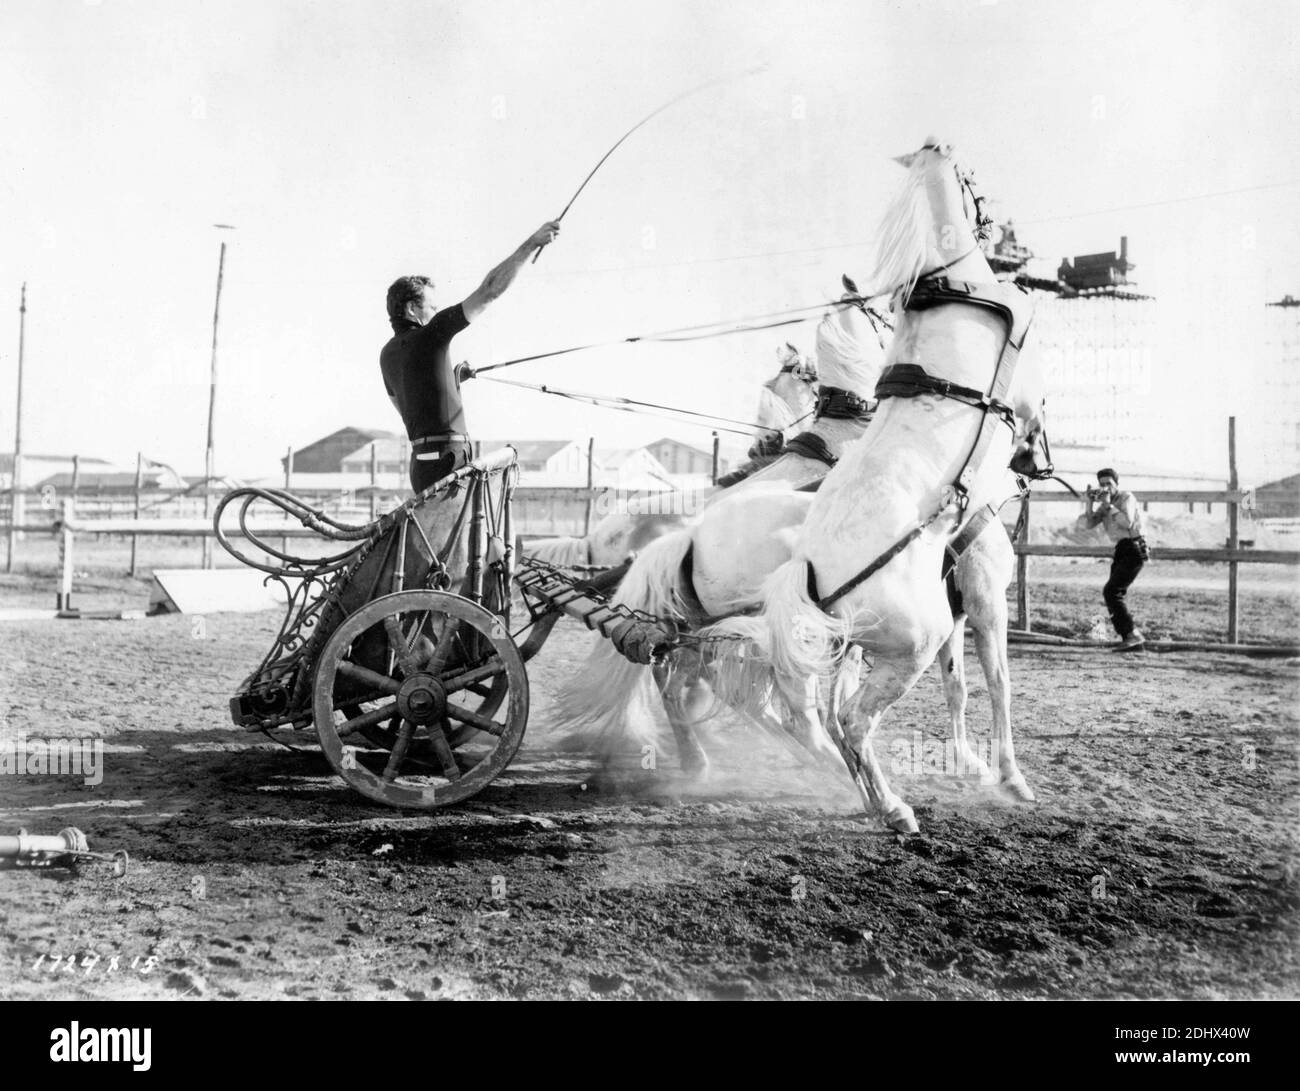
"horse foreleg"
937,617,994,783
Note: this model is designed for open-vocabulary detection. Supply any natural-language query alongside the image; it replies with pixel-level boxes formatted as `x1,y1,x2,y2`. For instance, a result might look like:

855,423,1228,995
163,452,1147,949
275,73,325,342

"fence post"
711,432,720,485
7,283,27,574
369,442,378,521
584,436,595,536
57,498,74,612
1227,416,1239,642
130,451,143,576
71,454,81,507
1016,493,1031,631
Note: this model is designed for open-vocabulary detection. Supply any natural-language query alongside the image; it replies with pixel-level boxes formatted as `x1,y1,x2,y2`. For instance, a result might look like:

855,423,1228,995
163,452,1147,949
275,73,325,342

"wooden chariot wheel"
312,590,529,809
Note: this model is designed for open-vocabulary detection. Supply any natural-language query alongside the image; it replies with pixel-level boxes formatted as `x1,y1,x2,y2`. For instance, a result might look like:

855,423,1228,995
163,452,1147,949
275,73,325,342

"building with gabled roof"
284,427,398,474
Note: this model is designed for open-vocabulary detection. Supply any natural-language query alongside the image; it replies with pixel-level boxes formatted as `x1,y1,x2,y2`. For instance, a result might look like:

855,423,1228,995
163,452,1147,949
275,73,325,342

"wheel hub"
396,673,447,725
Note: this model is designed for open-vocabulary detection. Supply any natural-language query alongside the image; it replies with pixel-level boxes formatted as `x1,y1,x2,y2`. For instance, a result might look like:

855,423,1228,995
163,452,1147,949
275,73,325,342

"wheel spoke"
336,661,401,695
423,615,458,676
382,719,417,781
445,702,504,736
441,657,505,694
383,616,421,677
338,702,400,737
426,719,463,780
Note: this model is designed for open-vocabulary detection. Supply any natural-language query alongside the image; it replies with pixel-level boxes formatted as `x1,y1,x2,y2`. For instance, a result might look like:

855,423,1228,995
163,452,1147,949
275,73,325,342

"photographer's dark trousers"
1104,537,1146,638
410,441,473,495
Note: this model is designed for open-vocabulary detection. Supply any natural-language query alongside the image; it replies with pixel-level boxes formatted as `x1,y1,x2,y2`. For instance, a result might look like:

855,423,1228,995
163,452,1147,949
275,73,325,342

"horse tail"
555,529,694,755
523,535,590,566
699,558,850,699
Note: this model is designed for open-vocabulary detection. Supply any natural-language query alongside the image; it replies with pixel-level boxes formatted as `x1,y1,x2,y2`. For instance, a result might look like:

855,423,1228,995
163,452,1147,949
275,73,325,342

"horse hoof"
1000,775,1036,803
883,803,919,835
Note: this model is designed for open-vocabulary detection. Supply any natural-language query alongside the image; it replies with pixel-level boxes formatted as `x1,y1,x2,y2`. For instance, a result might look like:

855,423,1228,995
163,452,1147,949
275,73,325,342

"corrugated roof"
0,453,116,473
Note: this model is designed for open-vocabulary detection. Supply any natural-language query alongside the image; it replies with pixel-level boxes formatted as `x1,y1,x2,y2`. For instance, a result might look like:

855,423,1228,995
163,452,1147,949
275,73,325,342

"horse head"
759,347,818,435
776,341,818,385
868,137,996,306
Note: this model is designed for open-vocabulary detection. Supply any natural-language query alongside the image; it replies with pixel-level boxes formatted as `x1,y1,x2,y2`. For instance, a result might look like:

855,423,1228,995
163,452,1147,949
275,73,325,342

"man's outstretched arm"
461,221,560,323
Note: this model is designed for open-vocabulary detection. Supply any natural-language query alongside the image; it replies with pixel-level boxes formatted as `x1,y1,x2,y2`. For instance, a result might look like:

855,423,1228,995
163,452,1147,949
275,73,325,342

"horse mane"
863,155,932,306
814,306,882,396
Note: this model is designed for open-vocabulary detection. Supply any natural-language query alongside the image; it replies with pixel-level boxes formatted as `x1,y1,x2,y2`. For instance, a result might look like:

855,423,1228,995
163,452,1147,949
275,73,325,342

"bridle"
920,143,995,246
778,355,819,385
912,145,995,288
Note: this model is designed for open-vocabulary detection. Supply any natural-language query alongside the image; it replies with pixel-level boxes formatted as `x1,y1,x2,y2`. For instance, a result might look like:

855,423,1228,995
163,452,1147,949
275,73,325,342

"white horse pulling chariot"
560,139,1053,833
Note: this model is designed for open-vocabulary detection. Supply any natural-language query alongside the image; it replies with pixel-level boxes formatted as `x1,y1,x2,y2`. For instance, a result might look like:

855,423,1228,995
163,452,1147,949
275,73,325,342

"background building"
1257,296,1300,482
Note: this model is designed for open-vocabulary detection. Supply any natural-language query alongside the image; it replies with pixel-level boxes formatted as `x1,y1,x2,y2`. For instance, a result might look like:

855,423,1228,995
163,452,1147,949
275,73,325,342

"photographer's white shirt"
1085,490,1146,543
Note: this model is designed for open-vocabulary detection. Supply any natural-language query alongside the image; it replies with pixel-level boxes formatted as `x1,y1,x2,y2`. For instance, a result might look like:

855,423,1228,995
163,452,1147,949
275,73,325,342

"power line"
509,178,1300,280
1014,179,1300,226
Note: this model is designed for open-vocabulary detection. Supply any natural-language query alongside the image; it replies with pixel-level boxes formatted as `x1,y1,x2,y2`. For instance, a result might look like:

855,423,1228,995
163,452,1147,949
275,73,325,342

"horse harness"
807,274,1036,613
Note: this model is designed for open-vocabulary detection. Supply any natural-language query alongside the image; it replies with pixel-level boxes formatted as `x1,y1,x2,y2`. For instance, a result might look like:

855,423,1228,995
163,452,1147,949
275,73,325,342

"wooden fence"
6,419,1297,644
1012,419,1299,642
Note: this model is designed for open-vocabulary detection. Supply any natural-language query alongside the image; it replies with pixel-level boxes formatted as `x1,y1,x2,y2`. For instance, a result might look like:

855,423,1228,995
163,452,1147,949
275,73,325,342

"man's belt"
412,433,469,452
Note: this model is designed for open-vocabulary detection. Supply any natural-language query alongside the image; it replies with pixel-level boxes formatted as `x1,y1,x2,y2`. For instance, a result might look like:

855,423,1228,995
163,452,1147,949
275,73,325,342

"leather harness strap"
809,277,1035,612
941,501,998,582
808,525,925,608
783,431,839,467
814,386,875,421
874,365,1015,427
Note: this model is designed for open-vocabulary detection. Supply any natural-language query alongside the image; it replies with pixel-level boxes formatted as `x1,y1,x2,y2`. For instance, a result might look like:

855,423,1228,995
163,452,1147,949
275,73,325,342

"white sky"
1,0,1297,480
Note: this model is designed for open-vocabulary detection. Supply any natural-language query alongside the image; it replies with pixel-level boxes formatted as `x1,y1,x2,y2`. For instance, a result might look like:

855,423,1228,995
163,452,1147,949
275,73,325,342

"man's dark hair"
1097,467,1119,484
386,275,435,324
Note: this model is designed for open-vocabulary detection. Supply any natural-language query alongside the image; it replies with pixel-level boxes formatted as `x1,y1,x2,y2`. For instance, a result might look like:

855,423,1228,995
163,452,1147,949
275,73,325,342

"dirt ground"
1,554,1297,1000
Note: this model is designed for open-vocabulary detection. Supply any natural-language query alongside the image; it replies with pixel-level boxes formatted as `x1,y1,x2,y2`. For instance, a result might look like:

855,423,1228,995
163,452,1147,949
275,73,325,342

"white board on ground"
150,569,304,615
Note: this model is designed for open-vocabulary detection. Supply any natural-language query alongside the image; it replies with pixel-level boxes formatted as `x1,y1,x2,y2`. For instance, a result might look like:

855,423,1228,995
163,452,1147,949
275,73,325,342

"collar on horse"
814,386,875,421
808,276,1036,612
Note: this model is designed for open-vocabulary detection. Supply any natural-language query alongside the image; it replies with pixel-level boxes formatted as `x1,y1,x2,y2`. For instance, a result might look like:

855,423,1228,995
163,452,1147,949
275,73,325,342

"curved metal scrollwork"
213,487,377,575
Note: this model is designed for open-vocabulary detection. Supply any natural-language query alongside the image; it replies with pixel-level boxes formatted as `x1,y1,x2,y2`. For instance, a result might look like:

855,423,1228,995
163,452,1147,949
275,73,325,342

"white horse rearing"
562,138,1047,832
702,139,1045,832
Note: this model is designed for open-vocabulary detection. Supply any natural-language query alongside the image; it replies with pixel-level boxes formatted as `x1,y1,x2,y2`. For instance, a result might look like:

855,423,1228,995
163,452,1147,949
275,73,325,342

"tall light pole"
202,225,235,568
6,282,27,573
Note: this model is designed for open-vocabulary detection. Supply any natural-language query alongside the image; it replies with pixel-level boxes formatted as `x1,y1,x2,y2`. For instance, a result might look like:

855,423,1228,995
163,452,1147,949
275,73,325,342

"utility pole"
202,227,235,567
6,283,27,573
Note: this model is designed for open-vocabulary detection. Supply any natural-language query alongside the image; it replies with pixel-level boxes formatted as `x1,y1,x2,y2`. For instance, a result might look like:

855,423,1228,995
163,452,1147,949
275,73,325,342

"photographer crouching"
1079,467,1151,650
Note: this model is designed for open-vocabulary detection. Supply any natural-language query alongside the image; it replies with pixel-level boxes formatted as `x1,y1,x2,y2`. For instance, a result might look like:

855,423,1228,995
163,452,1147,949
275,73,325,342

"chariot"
216,446,676,810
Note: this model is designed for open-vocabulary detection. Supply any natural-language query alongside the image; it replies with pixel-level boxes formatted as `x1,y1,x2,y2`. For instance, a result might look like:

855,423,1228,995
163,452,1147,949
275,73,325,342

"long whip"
531,65,768,264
